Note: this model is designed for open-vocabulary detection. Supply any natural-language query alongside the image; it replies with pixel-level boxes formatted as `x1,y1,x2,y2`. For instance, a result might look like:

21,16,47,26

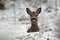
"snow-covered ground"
0,0,60,40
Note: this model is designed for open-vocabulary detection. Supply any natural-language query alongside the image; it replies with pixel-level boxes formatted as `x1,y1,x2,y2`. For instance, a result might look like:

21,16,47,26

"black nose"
32,18,35,19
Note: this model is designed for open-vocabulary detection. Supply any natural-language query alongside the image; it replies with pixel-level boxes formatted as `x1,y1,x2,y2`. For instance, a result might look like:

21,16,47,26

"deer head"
26,7,41,33
26,7,41,22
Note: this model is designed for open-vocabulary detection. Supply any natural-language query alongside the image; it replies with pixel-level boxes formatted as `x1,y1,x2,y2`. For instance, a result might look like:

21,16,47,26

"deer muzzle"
32,17,36,21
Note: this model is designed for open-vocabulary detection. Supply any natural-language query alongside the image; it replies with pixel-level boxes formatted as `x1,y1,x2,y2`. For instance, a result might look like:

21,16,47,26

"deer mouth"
33,20,35,21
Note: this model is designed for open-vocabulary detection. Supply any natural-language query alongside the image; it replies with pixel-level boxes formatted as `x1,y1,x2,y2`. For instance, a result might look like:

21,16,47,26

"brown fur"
0,3,5,10
0,0,5,10
26,7,41,33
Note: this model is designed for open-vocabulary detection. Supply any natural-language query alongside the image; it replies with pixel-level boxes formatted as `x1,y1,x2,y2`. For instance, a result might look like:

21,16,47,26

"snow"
0,0,59,40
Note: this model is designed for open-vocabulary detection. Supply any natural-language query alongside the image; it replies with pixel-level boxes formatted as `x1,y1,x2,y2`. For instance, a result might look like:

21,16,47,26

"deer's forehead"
32,11,36,13
32,11,36,15
30,11,37,16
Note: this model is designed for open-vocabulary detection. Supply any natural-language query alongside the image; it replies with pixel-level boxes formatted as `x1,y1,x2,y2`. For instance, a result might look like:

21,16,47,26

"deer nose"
33,18,35,20
32,17,36,19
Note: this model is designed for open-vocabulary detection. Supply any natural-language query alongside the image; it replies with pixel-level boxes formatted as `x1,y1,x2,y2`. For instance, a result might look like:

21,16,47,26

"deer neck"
31,18,38,28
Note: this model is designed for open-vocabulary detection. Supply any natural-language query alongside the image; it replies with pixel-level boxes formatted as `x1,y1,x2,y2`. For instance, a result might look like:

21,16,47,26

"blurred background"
0,0,60,40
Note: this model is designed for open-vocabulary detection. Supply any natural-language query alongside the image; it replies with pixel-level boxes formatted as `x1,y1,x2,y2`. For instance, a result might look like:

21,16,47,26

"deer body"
26,7,41,33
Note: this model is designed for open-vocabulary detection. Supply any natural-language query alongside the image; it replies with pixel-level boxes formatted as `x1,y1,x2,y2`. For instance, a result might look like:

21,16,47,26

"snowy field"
0,0,60,40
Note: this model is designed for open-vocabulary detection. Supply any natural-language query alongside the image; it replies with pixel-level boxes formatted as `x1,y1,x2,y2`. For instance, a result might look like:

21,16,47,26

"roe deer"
26,7,41,33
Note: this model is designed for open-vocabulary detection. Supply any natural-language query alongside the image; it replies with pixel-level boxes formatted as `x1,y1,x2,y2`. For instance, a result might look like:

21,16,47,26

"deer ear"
36,7,41,15
26,8,32,16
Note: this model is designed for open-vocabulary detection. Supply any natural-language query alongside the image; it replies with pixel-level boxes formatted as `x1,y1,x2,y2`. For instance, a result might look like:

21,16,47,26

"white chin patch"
33,20,35,21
